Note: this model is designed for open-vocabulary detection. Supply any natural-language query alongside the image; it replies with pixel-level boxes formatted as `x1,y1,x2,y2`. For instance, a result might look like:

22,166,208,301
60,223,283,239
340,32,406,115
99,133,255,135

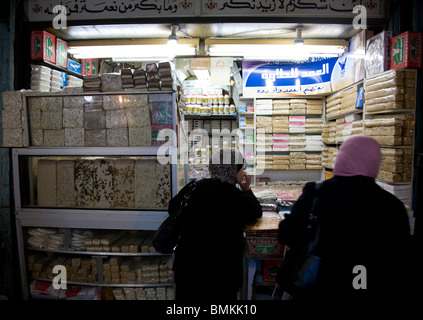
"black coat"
278,175,411,300
171,178,262,293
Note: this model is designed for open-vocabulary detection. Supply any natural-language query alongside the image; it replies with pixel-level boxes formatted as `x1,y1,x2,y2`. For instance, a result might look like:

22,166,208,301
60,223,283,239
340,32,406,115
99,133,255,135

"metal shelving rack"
12,90,184,299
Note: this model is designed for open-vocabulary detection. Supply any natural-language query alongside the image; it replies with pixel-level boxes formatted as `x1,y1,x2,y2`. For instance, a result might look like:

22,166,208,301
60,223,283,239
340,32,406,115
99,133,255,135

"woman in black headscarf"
171,148,262,301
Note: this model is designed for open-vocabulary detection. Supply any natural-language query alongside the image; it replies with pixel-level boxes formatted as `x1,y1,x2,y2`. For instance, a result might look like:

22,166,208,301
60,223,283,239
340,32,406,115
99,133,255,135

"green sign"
46,36,54,59
392,37,404,66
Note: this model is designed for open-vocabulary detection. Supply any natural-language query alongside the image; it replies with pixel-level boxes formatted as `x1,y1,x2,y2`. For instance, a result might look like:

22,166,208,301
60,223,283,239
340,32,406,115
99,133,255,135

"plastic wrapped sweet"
365,31,392,78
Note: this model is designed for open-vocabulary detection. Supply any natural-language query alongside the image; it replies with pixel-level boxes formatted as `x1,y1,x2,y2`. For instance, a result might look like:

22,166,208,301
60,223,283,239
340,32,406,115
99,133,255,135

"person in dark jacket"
172,148,262,301
277,135,410,301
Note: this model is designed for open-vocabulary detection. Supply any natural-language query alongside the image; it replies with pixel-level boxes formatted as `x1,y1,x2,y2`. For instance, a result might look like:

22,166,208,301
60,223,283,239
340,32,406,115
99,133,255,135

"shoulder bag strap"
180,181,197,208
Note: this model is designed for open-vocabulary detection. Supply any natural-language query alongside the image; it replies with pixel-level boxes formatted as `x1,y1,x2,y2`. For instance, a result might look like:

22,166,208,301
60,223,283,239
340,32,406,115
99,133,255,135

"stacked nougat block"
306,99,323,115
377,147,413,183
364,69,416,113
306,118,323,133
272,100,290,115
112,286,174,300
363,69,416,183
120,68,134,90
83,75,101,93
272,154,290,170
272,116,289,134
322,146,337,169
24,90,153,147
158,62,176,91
36,158,171,210
256,132,273,153
306,153,322,170
2,91,27,147
255,99,273,115
101,73,123,92
326,91,342,119
289,151,306,170
27,253,98,283
340,85,360,114
325,84,361,119
289,99,307,115
134,69,147,90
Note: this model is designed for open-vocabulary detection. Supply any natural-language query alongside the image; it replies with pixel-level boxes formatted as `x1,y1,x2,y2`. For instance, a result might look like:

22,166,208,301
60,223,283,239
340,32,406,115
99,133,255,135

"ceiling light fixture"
167,25,179,46
67,39,199,60
205,39,348,60
293,27,304,46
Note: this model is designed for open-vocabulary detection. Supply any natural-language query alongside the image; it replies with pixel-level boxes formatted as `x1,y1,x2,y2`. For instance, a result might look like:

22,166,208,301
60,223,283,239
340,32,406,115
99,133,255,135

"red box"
56,38,68,68
81,58,99,75
390,31,423,69
246,237,284,257
30,30,56,63
152,124,173,146
263,260,282,282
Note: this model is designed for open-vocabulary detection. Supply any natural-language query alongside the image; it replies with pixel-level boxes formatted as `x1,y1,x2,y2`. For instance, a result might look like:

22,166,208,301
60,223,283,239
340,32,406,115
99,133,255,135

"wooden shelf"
31,59,83,79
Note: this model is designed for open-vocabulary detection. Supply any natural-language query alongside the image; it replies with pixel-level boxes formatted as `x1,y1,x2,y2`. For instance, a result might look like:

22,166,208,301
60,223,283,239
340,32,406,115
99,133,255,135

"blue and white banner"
242,58,339,96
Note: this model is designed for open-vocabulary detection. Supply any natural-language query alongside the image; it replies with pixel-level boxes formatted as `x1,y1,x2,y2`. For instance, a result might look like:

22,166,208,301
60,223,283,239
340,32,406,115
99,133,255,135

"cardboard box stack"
390,31,422,70
30,30,56,64
81,59,99,76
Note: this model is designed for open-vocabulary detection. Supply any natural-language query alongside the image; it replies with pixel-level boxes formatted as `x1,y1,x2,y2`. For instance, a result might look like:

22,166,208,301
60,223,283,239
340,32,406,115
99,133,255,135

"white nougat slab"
113,159,135,208
37,160,57,207
155,163,171,209
94,159,114,208
134,159,156,209
57,160,76,207
75,160,95,207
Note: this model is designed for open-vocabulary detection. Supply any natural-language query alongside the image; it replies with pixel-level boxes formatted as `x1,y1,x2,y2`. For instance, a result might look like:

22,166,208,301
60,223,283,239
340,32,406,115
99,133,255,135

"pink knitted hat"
333,135,382,178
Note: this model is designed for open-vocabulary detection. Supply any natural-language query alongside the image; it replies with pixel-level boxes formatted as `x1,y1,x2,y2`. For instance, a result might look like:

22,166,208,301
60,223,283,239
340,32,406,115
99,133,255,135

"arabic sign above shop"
243,58,340,97
201,0,384,17
26,0,384,21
